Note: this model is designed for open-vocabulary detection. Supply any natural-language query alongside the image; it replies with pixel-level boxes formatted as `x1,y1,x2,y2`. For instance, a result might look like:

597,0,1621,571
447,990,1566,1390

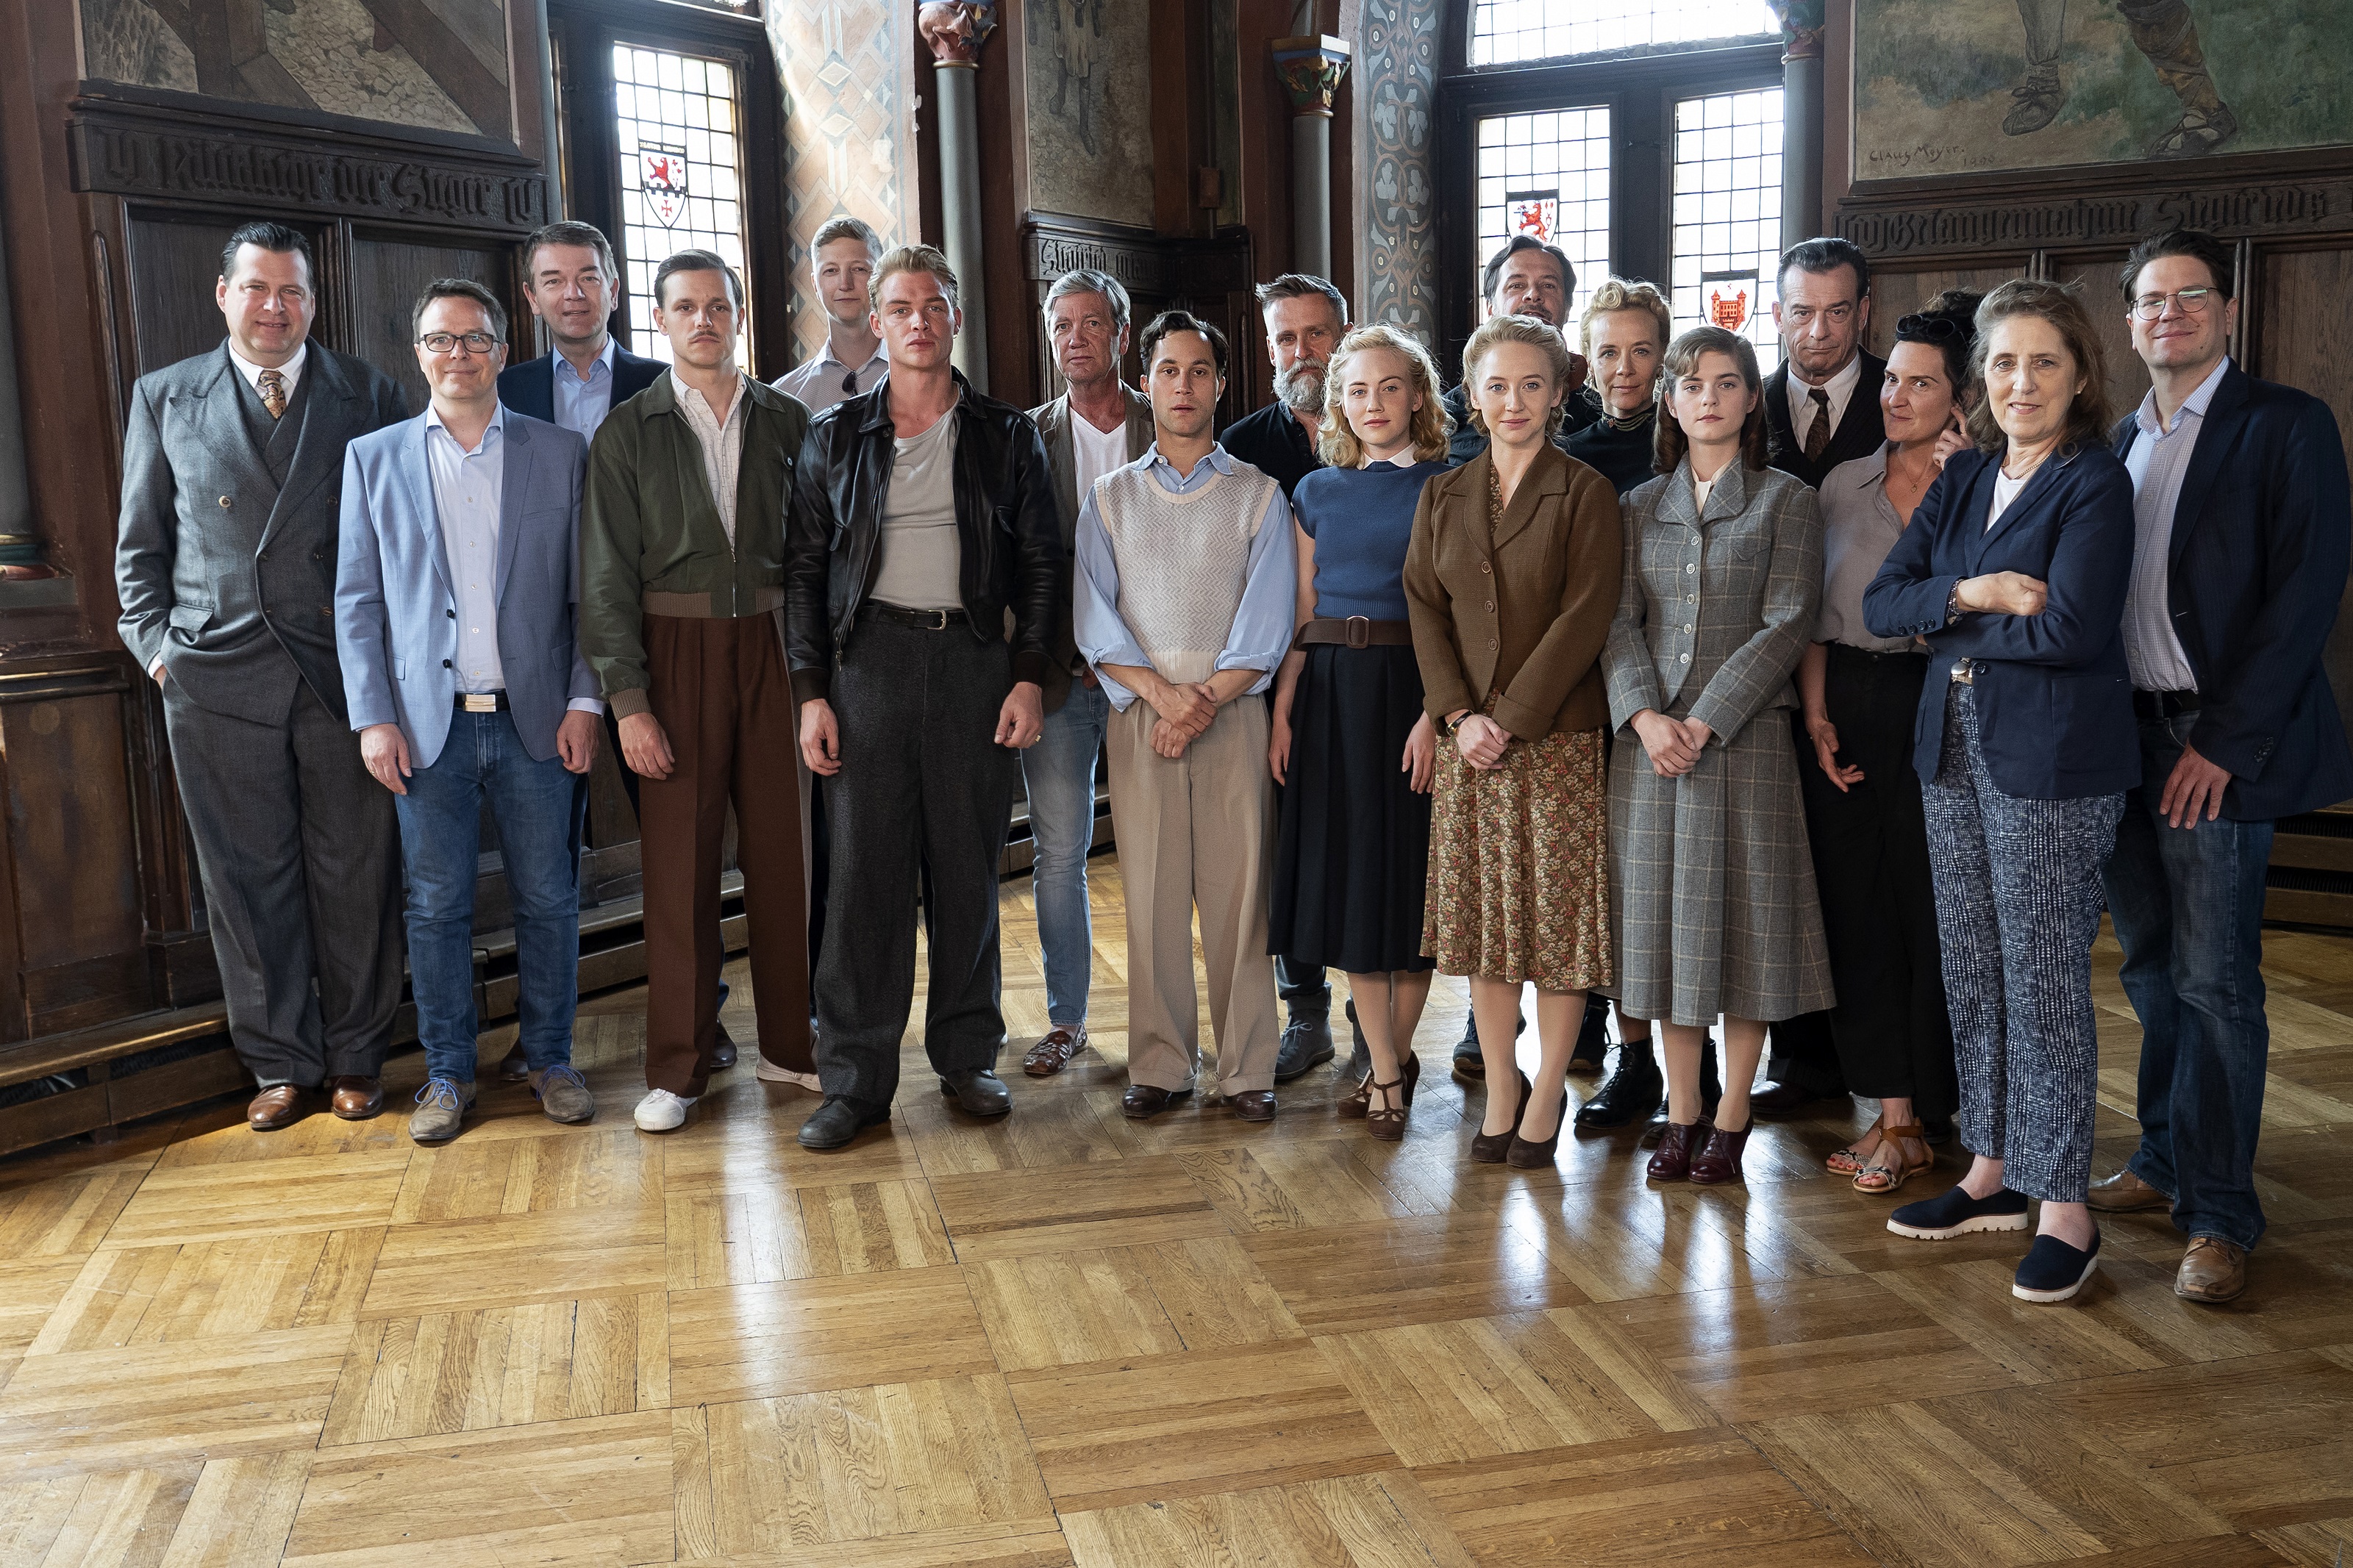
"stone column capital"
1765,0,1827,60
1272,35,1352,119
918,0,999,68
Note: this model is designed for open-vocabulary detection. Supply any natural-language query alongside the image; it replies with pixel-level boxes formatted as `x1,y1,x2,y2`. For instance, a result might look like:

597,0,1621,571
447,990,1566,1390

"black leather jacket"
785,368,1062,703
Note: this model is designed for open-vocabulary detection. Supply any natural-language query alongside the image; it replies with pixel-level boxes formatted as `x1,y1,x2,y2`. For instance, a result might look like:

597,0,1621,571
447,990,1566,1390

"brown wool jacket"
1402,440,1624,739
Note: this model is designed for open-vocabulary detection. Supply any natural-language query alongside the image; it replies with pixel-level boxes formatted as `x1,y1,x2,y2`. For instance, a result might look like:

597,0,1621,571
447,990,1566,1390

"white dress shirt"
1787,351,1863,453
551,337,618,443
424,403,603,715
2121,356,2230,692
671,370,749,547
226,340,307,397
774,341,890,416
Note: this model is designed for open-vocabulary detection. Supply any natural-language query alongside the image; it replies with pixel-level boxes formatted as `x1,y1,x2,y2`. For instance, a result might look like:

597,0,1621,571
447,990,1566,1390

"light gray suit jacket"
335,408,598,770
1027,382,1153,709
115,342,408,724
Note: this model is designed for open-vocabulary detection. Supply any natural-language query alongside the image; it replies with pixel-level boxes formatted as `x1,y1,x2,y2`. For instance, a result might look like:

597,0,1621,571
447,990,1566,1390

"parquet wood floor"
1,856,2349,1566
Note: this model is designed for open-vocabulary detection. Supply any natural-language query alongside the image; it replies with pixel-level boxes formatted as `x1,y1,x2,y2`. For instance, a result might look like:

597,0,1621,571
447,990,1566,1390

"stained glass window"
613,45,751,364
1668,86,1785,373
1473,107,1610,328
1470,0,1777,67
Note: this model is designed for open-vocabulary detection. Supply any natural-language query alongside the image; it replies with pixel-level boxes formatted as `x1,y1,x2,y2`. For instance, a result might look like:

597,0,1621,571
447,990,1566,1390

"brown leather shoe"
1121,1083,1191,1120
248,1084,304,1131
1023,1023,1088,1077
2175,1236,2247,1303
496,1046,530,1084
1646,1119,1704,1182
328,1075,384,1120
2088,1167,2171,1213
1688,1122,1751,1186
1227,1090,1276,1123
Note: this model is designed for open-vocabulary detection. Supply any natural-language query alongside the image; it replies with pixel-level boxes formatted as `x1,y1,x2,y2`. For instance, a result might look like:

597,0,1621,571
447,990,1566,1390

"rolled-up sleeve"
1212,486,1299,694
1073,483,1151,709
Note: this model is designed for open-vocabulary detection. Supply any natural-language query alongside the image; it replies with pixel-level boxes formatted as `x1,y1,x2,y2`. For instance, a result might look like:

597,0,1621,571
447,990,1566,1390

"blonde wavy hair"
1317,324,1453,467
1458,315,1577,439
1577,277,1673,360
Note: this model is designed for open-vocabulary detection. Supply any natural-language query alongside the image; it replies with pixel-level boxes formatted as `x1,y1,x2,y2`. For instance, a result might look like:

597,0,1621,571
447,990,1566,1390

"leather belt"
871,602,969,631
2133,688,2202,721
454,690,510,712
1293,615,1413,650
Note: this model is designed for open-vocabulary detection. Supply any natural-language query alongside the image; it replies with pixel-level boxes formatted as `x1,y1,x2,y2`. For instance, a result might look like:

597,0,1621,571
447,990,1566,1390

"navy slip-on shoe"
2013,1228,2102,1303
1887,1183,2032,1241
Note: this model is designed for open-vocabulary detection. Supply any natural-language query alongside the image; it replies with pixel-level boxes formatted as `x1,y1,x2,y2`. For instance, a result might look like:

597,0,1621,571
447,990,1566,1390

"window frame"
1435,18,1782,381
547,0,790,379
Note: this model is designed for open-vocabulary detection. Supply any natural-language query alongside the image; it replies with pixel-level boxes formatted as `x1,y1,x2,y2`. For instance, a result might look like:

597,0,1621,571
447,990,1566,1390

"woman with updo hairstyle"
1269,325,1454,1139
1603,325,1835,1189
1565,278,1673,497
1404,315,1621,1168
1799,290,1979,1198
1863,277,2135,1306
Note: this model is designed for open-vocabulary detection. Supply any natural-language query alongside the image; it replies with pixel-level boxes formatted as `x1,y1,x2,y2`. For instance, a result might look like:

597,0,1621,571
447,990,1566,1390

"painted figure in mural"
1043,0,1103,156
2002,0,2236,157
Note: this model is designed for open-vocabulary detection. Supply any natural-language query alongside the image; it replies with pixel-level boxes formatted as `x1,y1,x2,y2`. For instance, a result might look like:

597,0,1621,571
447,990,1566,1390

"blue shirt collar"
1143,440,1234,484
425,399,506,455
554,338,616,386
2135,354,2230,437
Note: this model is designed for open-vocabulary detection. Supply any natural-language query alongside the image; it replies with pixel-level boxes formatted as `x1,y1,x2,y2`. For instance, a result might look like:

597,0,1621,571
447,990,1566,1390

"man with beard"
1218,274,1354,1086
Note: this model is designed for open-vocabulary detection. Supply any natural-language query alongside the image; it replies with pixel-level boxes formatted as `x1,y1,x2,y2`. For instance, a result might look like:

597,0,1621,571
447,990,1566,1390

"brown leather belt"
1293,615,1413,650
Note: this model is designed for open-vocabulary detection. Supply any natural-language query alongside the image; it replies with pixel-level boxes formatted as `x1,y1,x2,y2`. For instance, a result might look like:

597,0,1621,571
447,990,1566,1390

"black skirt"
1269,642,1435,974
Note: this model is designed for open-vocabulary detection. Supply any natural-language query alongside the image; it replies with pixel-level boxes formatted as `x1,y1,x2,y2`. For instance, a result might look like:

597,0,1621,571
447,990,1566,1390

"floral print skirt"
1423,723,1612,992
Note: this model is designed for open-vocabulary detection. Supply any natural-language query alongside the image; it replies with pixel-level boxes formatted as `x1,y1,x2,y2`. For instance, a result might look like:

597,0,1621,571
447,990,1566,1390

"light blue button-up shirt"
424,402,604,714
1073,442,1297,712
2121,354,2229,692
551,337,618,443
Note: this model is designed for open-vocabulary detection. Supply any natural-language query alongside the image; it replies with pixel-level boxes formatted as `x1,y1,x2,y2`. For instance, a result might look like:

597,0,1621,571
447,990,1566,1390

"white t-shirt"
1986,465,2029,532
1073,410,1129,504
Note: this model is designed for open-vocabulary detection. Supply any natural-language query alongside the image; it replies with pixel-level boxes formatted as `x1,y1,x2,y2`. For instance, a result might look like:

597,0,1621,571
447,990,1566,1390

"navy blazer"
496,342,665,426
2106,364,2353,820
1863,444,2138,800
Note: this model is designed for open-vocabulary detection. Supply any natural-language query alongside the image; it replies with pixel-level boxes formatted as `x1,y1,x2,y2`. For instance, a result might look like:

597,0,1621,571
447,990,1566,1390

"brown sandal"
1853,1123,1933,1195
1365,1073,1410,1142
1826,1115,1883,1176
1343,1052,1417,1120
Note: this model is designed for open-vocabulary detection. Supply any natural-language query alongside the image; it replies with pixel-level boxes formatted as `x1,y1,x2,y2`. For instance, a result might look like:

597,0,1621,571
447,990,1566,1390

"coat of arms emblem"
641,146,690,227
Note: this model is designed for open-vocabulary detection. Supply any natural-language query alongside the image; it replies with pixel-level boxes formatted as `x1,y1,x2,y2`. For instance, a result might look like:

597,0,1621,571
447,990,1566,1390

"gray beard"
1275,361,1326,414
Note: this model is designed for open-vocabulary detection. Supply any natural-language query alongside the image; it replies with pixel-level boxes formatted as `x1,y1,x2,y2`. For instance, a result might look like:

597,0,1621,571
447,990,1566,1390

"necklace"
1600,404,1652,433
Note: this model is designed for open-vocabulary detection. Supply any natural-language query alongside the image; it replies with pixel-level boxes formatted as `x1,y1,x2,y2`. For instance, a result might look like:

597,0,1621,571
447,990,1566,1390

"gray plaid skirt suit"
1602,456,1837,1027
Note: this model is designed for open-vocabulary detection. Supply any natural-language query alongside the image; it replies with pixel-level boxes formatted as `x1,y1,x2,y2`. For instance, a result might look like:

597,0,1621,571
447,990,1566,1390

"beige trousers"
1104,695,1280,1093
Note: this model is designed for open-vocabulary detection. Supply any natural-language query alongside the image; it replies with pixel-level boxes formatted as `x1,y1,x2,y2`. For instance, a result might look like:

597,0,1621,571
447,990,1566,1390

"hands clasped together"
1629,710,1715,779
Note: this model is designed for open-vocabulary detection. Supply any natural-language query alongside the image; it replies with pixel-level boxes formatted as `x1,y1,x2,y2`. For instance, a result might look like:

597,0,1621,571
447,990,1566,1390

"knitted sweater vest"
1094,462,1277,686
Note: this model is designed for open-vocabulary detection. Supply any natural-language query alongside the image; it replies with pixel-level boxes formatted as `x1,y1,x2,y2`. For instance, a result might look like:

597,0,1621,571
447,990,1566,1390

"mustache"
1275,360,1326,413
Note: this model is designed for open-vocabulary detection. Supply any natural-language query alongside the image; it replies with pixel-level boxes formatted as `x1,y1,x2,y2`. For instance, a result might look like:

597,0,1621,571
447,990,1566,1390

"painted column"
1272,36,1351,284
1770,1,1827,247
917,0,996,390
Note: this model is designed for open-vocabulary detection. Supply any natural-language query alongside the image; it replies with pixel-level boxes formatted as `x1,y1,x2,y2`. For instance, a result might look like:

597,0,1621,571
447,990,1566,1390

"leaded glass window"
1470,0,1777,68
1668,85,1785,373
613,45,751,364
1474,107,1611,326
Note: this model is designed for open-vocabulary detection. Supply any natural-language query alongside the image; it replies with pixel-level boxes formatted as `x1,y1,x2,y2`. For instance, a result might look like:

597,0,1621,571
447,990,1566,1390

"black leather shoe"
798,1095,890,1150
1568,998,1610,1075
1121,1083,1193,1119
1274,1013,1335,1082
939,1068,1012,1117
1453,1008,1527,1081
1640,1049,1722,1149
1227,1089,1276,1122
1342,998,1370,1081
1921,1114,1954,1147
1749,1080,1834,1119
711,1022,739,1071
496,1046,530,1084
1574,1047,1663,1131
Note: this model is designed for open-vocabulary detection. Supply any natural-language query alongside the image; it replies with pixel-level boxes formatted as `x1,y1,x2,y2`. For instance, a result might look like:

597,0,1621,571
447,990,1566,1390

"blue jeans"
2100,712,2274,1250
1022,679,1108,1027
396,709,587,1084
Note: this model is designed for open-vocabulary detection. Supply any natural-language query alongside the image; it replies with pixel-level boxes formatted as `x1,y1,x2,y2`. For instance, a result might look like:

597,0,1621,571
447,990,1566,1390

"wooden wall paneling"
1151,0,1215,241
1863,264,2022,359
2249,243,2353,751
2049,254,2150,430
344,226,518,412
977,0,1038,409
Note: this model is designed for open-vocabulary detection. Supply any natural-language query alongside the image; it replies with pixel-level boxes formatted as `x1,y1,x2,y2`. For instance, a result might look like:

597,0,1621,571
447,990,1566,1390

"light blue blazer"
335,407,597,769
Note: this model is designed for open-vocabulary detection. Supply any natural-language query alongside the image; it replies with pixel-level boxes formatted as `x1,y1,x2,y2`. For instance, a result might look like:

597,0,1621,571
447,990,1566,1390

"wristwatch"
1944,580,1967,624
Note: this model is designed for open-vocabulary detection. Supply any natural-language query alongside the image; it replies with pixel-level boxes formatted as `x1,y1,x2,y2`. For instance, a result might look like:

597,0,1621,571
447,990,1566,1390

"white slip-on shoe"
634,1087,698,1132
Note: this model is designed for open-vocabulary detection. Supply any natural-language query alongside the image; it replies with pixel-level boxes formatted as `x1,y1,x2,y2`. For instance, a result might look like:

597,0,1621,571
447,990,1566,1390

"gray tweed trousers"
1921,684,2123,1203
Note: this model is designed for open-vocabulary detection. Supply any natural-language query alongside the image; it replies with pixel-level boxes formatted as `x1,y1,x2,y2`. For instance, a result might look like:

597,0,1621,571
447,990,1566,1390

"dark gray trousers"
813,617,1016,1105
162,671,402,1086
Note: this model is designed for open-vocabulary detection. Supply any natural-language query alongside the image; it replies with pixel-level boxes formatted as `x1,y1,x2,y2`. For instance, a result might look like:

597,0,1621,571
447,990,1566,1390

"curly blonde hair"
1577,277,1672,360
1458,315,1577,440
1317,324,1453,467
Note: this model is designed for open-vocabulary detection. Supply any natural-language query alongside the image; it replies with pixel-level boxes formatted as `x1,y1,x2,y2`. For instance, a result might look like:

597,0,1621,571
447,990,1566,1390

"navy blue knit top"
1292,457,1446,621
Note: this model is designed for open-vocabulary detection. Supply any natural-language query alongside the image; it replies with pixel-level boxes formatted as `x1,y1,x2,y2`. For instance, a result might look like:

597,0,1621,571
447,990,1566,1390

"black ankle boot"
1574,1040,1662,1130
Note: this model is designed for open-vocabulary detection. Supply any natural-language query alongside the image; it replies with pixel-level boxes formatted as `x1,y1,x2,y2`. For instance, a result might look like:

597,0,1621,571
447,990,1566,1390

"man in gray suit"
1016,268,1151,1079
115,221,408,1131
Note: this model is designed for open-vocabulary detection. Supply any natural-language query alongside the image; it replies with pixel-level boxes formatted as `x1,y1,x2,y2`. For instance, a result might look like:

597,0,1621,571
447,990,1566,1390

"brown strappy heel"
1342,1051,1417,1119
1365,1072,1410,1142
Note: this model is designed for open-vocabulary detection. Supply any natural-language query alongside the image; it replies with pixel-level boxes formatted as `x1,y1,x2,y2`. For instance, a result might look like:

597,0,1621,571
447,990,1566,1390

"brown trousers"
640,612,811,1095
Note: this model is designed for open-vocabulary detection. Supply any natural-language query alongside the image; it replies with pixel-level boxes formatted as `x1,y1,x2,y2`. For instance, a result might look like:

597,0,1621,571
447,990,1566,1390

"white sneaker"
633,1088,697,1132
753,1055,823,1091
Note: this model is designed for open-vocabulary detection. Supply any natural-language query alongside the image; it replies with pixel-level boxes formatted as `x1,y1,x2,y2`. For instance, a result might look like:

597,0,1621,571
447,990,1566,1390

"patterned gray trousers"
1921,685,2124,1203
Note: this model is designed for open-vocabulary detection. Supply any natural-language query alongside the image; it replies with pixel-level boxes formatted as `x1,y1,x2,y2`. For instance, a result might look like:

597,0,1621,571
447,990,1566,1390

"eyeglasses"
418,332,502,354
1894,312,1965,343
2129,288,2217,321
